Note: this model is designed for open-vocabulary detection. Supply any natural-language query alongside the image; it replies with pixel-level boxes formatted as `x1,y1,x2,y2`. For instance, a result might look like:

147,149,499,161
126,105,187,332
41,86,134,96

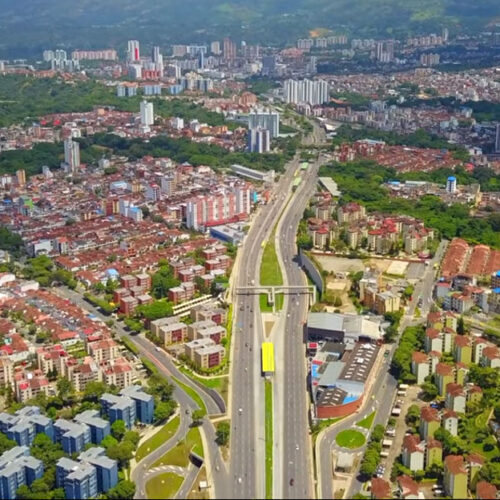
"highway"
229,152,306,499
273,156,324,499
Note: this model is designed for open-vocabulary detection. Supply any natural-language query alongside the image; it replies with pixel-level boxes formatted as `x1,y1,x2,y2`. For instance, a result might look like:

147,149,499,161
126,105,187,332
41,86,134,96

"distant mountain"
0,0,498,58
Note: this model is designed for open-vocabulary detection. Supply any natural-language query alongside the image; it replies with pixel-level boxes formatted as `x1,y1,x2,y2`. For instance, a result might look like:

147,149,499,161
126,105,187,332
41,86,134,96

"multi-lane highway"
229,153,306,499
273,156,324,499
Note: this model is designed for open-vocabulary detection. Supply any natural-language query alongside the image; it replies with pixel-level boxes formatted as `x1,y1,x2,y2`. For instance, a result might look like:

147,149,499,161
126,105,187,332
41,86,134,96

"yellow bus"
262,342,275,376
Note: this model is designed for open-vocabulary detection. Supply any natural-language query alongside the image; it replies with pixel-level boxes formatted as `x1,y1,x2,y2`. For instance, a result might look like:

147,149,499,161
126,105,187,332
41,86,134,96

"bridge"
235,285,317,312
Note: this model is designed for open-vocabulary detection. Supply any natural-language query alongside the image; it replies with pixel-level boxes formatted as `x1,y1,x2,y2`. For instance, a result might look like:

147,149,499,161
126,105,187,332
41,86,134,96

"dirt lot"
314,255,365,274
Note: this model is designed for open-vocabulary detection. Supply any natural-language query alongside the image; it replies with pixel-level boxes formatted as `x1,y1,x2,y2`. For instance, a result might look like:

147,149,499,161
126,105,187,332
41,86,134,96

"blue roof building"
74,410,110,445
78,447,118,493
120,385,154,424
0,446,44,500
100,393,136,429
53,419,91,454
0,407,54,446
56,458,98,500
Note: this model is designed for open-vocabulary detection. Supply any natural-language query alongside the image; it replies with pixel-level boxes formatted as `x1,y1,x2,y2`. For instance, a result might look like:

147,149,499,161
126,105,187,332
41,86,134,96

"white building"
63,138,80,172
127,40,140,62
140,100,154,127
248,110,280,138
283,79,330,106
248,127,270,153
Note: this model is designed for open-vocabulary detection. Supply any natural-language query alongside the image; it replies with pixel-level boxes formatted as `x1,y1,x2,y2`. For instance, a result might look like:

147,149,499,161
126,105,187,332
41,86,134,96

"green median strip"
136,415,180,462
171,376,207,415
146,472,184,499
260,231,283,287
259,293,284,312
265,380,273,499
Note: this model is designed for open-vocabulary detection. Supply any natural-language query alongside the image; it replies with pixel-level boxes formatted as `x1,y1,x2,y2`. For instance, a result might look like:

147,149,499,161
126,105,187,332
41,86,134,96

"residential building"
101,358,134,389
402,434,425,471
100,393,136,429
476,481,498,500
443,410,459,436
397,474,420,500
184,338,225,369
140,100,154,127
74,410,110,444
0,406,53,446
53,419,91,454
87,338,119,363
371,477,391,499
56,457,97,500
120,385,154,424
64,138,80,172
247,110,280,138
435,362,454,396
0,446,44,500
157,322,188,345
78,447,118,493
426,438,443,467
445,383,466,413
444,455,468,499
419,406,440,439
247,127,270,153
411,351,429,384
480,346,500,368
453,335,472,364
466,453,485,491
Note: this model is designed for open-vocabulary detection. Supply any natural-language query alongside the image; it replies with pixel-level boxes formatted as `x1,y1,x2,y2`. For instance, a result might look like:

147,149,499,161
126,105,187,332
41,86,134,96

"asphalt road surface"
229,153,305,499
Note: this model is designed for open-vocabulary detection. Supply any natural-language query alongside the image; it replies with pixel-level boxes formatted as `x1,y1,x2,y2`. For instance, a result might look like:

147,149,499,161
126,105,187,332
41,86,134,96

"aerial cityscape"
0,1,500,499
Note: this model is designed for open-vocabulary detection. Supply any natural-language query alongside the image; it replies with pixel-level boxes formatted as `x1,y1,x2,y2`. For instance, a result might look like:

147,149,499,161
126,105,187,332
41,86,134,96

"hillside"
0,0,498,57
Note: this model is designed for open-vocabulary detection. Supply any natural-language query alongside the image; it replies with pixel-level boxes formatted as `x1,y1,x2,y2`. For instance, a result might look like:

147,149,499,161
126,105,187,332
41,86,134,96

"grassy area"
171,376,207,416
259,293,284,312
151,427,204,468
178,368,229,404
136,416,181,463
187,467,209,499
145,472,184,499
335,430,366,449
260,232,283,287
357,411,376,430
265,380,273,500
120,335,140,355
311,417,344,447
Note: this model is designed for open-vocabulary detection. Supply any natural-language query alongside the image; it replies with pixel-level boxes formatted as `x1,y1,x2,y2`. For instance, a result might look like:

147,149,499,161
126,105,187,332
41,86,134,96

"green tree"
100,435,119,450
405,405,421,425
111,420,127,441
56,377,73,402
421,382,438,401
123,430,140,446
106,480,136,499
216,421,230,446
151,265,180,299
154,400,176,423
191,409,205,426
457,316,466,335
83,381,109,401
0,433,16,455
107,440,135,467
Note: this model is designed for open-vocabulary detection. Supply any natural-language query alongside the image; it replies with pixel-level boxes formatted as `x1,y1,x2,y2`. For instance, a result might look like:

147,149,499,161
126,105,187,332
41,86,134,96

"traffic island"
146,472,184,499
335,430,366,449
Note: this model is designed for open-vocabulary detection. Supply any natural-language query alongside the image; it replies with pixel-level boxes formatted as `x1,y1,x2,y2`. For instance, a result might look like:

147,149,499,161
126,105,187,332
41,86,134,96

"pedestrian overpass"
235,285,317,312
